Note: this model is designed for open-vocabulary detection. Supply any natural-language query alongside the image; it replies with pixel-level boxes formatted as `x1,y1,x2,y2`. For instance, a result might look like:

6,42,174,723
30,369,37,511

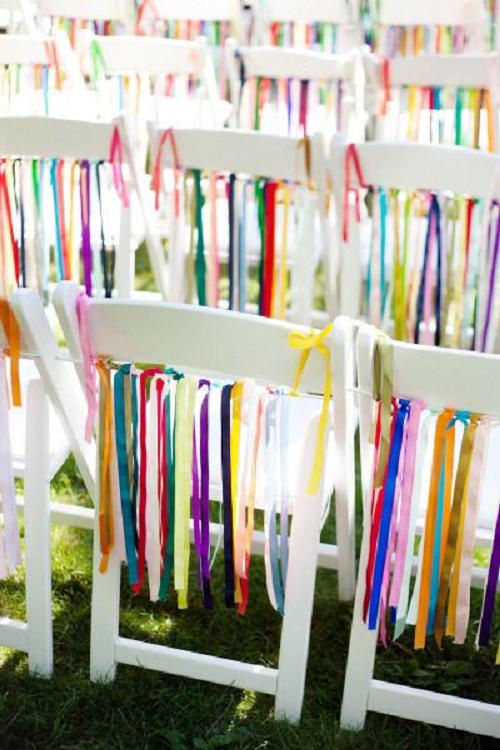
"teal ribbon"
114,364,138,584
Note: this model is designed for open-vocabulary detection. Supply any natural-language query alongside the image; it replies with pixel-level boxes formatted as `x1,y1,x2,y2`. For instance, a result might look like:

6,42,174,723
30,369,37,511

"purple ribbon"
80,160,92,296
478,504,500,646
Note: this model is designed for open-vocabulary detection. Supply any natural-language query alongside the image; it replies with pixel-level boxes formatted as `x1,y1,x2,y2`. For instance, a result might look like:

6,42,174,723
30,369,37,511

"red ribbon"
153,127,181,214
109,125,130,210
262,181,279,318
379,57,391,116
0,161,20,284
342,143,367,243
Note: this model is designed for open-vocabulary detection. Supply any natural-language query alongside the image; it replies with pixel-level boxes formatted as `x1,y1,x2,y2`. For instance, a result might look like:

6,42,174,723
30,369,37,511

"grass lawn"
0,452,498,750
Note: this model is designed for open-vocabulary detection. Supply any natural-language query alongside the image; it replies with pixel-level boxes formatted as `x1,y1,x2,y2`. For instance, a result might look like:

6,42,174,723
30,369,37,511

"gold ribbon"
288,323,333,496
373,334,393,488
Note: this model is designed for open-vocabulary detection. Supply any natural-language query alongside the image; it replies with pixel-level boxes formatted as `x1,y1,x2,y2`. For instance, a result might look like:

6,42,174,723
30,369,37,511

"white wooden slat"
0,618,28,651
24,378,53,677
115,637,279,695
238,45,348,81
0,117,114,161
86,298,327,395
95,35,206,77
38,0,133,24
368,681,500,738
153,127,313,184
379,0,477,26
333,141,500,200
387,53,499,89
154,0,240,23
0,35,49,65
262,0,354,24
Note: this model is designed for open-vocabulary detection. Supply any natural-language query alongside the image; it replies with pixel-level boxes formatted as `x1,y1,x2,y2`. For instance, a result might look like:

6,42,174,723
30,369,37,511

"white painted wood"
330,138,500,319
340,325,379,730
74,285,341,721
15,496,95,530
331,139,500,201
341,323,500,734
0,618,28,651
259,0,356,24
115,637,278,694
368,681,500,738
154,0,240,23
331,317,357,601
0,117,114,161
94,34,208,78
151,125,321,185
37,0,134,27
89,403,120,683
381,52,500,90
24,378,53,677
275,413,324,721
0,0,38,34
379,0,484,27
10,288,96,499
236,45,349,82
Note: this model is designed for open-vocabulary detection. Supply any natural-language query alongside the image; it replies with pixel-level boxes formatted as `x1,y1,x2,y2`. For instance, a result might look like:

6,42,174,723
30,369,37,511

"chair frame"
149,124,330,325
330,138,500,340
340,323,500,737
0,375,53,677
52,282,356,722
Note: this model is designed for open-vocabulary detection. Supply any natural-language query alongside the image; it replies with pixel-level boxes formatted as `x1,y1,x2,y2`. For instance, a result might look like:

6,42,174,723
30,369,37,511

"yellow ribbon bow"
288,323,333,497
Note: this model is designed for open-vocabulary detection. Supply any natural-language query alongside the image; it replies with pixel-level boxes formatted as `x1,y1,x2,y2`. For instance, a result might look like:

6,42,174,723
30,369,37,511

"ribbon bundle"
359,184,500,352
94,362,311,615
154,160,317,319
267,21,340,52
362,339,499,662
0,151,125,299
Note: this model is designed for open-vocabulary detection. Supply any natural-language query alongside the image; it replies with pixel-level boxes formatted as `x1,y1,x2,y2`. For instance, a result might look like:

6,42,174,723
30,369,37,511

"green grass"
0,451,498,750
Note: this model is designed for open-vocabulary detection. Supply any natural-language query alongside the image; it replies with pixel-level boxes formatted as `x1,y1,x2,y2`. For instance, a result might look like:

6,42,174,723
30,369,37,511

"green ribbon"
193,169,207,306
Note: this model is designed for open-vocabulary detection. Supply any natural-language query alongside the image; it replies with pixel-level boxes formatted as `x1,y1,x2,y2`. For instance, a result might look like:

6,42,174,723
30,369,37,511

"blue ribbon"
113,364,138,584
368,399,410,630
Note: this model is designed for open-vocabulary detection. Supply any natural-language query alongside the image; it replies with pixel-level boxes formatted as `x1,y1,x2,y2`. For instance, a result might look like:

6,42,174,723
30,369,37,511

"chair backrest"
379,0,484,27
253,0,360,49
149,124,327,322
227,42,361,138
154,0,241,24
37,0,135,28
330,138,500,321
0,115,154,299
364,50,500,146
90,33,228,127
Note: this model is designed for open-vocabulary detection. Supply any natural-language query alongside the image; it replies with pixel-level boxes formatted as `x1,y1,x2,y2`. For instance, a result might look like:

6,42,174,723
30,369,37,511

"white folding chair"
376,0,494,54
227,42,363,140
331,138,500,349
341,323,500,737
253,0,360,52
50,281,356,722
53,283,357,602
0,114,162,299
87,34,231,128
0,373,52,676
0,31,86,117
148,125,330,325
364,50,500,147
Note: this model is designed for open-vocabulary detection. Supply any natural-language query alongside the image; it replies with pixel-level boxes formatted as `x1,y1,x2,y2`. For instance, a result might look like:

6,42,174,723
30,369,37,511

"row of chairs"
3,1,498,52
2,114,500,349
1,282,498,737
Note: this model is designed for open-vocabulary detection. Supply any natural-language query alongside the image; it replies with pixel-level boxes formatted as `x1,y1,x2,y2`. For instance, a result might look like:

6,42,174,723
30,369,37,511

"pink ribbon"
109,125,130,210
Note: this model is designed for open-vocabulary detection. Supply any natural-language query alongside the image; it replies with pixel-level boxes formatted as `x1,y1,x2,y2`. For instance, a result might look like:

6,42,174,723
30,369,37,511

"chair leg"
274,417,323,723
24,378,53,677
89,499,121,682
340,519,378,730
